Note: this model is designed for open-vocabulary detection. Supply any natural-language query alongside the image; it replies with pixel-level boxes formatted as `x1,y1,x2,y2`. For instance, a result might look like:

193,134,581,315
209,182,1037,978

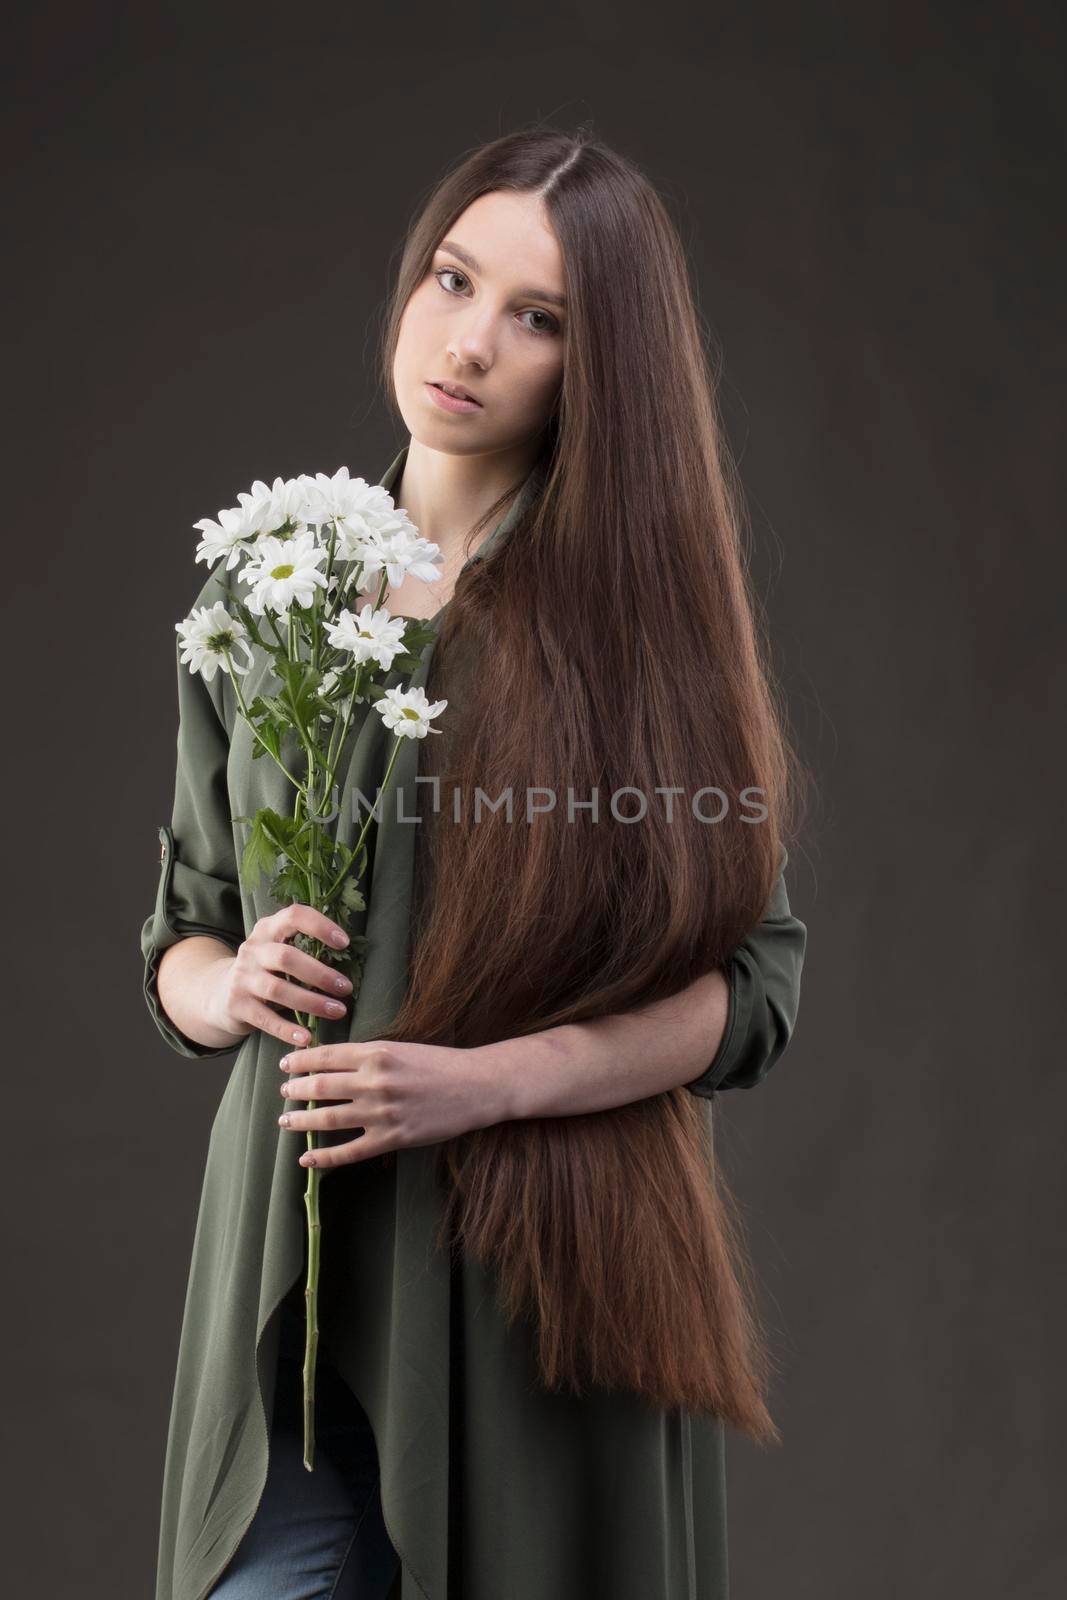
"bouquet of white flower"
175,466,448,1470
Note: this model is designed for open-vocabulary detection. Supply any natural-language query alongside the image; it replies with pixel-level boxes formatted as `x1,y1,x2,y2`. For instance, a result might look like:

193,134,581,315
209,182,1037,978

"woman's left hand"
277,1039,513,1169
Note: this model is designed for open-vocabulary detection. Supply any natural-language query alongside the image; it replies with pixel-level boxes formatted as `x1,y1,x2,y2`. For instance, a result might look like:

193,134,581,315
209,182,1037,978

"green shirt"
140,443,807,1600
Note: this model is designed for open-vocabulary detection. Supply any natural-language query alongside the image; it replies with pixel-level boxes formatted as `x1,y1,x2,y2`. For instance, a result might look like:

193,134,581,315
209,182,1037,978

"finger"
279,1043,353,1073
251,967,349,1024
264,902,351,953
263,941,353,999
282,1067,359,1102
241,999,314,1048
297,1132,388,1170
278,1100,363,1132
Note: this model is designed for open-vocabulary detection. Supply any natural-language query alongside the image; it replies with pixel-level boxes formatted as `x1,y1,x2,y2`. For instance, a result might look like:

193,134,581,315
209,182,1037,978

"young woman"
141,127,808,1600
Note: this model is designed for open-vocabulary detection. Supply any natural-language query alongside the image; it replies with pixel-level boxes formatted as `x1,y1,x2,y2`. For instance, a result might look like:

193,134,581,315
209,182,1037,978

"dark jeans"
209,1297,402,1598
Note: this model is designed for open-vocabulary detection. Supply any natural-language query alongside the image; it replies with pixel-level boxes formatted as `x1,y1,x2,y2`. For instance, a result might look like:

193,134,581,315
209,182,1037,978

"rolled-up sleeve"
139,566,248,1059
684,848,807,1097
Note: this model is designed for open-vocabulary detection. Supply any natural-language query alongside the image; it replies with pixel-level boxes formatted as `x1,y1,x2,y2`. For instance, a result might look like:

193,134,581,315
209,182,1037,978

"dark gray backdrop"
5,2,1063,1595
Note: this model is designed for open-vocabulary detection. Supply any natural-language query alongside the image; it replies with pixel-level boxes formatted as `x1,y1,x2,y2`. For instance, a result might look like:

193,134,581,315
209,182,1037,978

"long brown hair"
373,125,803,1442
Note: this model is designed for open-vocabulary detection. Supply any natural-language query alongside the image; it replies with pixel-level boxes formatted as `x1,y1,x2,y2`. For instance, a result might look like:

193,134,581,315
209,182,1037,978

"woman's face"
392,189,566,459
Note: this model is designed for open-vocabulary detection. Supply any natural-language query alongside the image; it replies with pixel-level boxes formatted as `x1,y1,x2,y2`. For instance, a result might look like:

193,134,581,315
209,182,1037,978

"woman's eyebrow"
437,237,567,309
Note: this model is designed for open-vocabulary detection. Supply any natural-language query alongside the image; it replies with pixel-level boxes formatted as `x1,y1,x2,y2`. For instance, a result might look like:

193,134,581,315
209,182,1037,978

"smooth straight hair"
374,124,807,1441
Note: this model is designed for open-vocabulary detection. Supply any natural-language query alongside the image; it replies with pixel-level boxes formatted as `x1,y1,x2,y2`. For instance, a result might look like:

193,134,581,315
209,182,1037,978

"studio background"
5,2,1063,1595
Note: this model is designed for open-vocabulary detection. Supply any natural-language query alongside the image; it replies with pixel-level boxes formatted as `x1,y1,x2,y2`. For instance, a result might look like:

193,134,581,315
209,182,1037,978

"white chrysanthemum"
193,496,275,570
175,601,255,681
304,468,400,553
352,518,444,590
375,684,447,740
242,474,319,535
239,529,329,615
324,604,409,672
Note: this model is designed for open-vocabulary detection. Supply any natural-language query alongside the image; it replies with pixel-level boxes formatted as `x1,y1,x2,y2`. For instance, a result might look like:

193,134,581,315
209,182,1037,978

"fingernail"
279,1056,292,1069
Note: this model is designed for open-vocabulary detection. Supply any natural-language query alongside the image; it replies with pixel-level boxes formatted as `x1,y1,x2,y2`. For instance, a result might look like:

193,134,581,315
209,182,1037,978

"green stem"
319,733,405,904
314,521,340,667
322,661,367,790
294,1002,323,1471
265,609,289,654
322,569,391,784
293,732,410,1492
229,566,400,1474
223,651,304,790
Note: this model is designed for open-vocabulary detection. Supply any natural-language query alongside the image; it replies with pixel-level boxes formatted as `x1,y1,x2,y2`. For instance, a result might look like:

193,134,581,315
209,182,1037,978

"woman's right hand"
204,904,355,1049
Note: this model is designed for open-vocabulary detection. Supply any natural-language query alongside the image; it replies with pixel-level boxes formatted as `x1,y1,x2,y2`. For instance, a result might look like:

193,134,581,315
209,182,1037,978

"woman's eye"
433,267,559,337
435,267,468,295
518,308,559,337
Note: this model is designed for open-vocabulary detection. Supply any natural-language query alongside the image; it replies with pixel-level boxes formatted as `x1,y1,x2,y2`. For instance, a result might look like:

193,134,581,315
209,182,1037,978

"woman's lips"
425,381,482,413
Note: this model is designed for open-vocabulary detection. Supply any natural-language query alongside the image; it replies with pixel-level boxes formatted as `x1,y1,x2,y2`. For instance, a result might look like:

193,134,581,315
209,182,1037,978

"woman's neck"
393,435,539,562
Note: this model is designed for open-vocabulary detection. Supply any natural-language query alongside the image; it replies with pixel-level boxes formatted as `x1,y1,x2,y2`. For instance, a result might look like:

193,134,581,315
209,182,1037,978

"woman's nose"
447,311,494,370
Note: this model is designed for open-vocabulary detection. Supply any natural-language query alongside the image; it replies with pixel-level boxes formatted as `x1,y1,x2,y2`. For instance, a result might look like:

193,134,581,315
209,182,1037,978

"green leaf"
238,811,283,893
249,716,283,761
258,693,291,723
340,879,366,914
401,618,440,652
270,862,307,905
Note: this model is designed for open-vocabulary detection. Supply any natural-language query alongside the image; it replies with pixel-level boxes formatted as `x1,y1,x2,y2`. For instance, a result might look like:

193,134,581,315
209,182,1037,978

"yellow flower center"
270,562,295,580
